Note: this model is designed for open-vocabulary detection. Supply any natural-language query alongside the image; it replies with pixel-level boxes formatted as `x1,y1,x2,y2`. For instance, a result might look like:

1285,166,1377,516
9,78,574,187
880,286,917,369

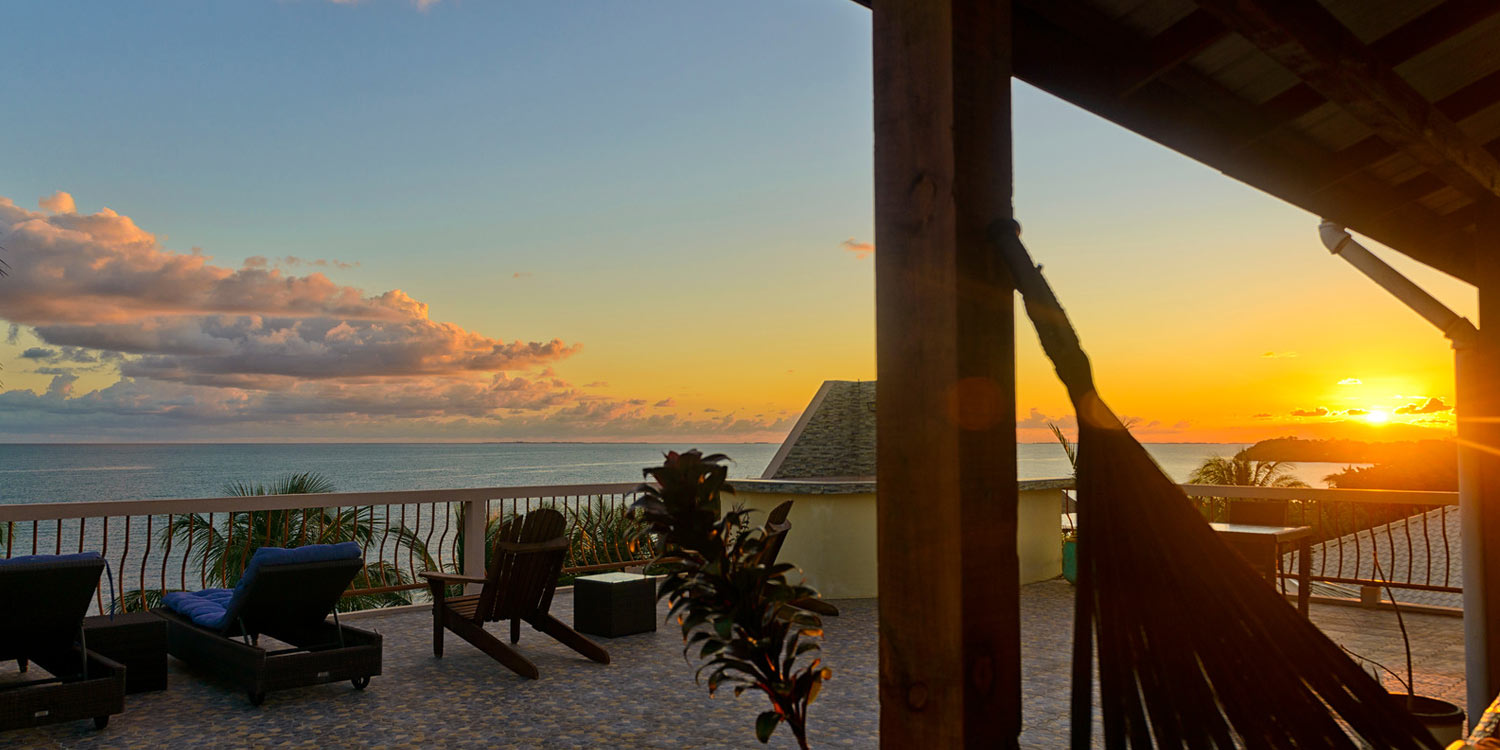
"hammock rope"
989,220,1440,749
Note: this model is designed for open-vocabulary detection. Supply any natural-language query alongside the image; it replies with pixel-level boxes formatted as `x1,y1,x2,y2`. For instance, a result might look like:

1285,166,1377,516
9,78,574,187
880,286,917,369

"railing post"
461,499,486,595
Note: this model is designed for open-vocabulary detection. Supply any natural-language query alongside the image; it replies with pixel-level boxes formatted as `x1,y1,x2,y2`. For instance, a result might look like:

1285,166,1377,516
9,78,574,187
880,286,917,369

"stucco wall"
734,480,1067,598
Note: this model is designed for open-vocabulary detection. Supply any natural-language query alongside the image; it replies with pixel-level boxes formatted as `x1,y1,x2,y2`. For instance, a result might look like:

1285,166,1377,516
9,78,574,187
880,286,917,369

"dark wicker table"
574,573,657,638
82,612,168,694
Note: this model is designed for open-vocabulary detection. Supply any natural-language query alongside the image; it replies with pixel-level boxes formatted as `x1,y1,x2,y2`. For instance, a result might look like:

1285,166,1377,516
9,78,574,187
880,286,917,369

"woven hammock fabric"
992,222,1439,749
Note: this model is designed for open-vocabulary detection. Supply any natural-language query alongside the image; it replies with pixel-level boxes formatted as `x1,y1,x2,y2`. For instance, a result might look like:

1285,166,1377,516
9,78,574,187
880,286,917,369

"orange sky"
0,5,1471,445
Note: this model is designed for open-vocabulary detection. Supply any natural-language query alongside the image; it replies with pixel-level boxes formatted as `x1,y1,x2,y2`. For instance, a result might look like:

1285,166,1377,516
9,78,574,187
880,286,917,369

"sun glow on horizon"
1364,410,1391,425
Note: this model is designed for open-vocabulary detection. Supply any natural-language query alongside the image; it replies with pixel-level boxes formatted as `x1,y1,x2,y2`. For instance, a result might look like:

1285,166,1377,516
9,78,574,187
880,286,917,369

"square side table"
82,611,168,694
573,572,657,638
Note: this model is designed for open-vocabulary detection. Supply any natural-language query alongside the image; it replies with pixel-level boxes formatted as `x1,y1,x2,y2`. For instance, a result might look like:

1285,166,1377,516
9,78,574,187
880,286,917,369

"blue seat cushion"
0,551,101,568
163,588,236,629
164,542,362,630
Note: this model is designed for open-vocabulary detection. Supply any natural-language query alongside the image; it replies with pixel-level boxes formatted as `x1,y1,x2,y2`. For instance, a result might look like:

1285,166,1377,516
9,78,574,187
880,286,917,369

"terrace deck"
0,580,1464,749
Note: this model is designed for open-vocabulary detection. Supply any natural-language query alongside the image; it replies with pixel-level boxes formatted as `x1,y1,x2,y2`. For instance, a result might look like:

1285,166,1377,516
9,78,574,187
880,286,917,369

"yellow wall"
736,486,1065,599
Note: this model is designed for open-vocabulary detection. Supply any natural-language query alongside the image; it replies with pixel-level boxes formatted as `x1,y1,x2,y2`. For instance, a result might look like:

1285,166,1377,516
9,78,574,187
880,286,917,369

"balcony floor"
0,579,1464,749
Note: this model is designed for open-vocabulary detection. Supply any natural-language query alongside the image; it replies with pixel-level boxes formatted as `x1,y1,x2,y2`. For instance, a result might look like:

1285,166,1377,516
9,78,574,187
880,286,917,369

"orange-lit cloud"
38,191,75,214
840,238,874,260
1345,408,1368,416
0,192,786,441
1291,406,1330,417
1338,378,1362,385
1395,397,1451,415
1261,351,1297,359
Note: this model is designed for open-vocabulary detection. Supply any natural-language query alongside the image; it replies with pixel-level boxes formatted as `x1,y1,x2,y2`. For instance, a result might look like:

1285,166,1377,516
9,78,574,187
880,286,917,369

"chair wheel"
351,676,370,690
93,716,109,730
248,690,266,706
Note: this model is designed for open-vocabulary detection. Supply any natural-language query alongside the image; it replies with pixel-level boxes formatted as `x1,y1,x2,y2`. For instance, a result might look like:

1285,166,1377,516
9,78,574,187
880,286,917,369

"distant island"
1238,437,1457,491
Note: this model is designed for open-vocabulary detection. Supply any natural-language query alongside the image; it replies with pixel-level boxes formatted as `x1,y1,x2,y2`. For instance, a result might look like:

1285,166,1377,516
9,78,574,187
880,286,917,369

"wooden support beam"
1010,0,1476,281
1464,206,1500,721
873,0,1020,746
1195,0,1500,203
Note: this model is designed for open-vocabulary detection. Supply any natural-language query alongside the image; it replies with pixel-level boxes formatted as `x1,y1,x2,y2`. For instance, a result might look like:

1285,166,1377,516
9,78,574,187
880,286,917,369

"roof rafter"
1194,0,1500,204
1008,0,1475,280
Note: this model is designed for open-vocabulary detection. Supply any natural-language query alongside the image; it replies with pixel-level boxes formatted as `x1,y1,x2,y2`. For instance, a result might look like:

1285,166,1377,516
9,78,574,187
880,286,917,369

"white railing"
0,482,649,615
1179,483,1460,594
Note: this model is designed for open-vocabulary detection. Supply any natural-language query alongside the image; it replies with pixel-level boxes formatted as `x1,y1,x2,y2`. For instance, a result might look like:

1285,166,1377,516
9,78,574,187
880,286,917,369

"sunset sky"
0,0,1471,444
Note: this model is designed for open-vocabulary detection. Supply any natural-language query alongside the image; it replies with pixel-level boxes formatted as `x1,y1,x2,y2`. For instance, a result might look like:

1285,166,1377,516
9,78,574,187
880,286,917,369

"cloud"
6,324,18,345
38,191,75,214
44,373,78,398
0,192,792,442
840,238,874,260
1291,406,1330,417
0,195,580,387
1261,351,1297,359
512,272,532,279
1251,413,1271,419
1395,397,1452,415
582,381,608,388
1172,420,1190,429
1017,407,1073,429
1345,408,1368,416
654,398,675,407
1338,378,1362,385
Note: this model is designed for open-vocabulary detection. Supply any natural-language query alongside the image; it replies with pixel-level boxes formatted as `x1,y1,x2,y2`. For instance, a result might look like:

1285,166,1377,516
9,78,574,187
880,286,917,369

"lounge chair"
421,508,609,678
0,552,125,731
156,542,382,706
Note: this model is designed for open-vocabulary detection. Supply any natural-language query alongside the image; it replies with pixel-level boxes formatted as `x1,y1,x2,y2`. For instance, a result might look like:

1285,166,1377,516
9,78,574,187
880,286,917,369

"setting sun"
1364,410,1391,425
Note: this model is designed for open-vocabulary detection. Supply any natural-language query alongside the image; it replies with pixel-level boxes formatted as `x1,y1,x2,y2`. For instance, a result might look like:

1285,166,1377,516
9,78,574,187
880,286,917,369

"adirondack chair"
420,508,609,679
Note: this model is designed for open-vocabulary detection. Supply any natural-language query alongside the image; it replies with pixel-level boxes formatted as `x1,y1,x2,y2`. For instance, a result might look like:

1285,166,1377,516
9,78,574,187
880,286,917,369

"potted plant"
630,450,833,749
1048,423,1079,584
1354,562,1465,745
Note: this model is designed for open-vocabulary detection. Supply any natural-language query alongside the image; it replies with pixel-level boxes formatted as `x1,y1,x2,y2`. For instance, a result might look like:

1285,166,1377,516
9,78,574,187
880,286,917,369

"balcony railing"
0,482,651,615
1179,484,1460,600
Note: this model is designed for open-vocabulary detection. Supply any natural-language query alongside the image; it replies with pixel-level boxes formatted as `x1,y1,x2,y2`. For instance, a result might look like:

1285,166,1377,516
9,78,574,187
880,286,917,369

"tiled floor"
0,580,1464,748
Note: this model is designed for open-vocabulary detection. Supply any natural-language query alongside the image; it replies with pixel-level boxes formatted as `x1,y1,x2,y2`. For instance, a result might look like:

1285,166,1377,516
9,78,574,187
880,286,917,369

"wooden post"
873,1,1019,746
462,499,486,595
1467,207,1500,721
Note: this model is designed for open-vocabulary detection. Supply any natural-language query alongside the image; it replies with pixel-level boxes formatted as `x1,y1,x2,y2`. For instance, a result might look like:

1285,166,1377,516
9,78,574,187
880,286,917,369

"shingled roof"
761,380,876,479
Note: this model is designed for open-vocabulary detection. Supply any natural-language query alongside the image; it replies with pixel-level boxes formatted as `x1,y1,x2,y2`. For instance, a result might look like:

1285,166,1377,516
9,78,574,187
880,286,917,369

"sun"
1364,410,1391,425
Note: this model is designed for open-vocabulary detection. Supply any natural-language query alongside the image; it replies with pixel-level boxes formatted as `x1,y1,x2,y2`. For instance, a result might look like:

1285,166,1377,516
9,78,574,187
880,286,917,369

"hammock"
991,221,1438,749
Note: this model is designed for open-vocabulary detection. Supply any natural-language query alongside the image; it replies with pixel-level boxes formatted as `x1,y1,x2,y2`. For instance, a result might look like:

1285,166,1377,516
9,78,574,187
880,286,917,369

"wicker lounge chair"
156,542,382,706
421,508,609,678
0,552,125,731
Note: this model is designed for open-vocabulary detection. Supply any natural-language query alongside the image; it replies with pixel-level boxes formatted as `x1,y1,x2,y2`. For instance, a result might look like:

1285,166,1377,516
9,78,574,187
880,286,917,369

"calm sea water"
0,442,1360,505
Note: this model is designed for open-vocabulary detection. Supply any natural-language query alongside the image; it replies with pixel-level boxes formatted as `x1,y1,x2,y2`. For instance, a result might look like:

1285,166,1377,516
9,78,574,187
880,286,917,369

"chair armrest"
420,571,487,585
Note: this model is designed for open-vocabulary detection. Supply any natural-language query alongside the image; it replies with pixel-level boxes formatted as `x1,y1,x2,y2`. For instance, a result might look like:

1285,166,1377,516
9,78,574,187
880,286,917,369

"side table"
574,572,657,638
82,612,168,694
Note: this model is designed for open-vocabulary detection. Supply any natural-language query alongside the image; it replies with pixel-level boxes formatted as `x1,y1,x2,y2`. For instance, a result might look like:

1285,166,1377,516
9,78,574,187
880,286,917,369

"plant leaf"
755,711,780,743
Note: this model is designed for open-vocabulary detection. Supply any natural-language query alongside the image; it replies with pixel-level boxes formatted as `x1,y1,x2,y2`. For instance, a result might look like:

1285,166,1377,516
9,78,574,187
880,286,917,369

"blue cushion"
164,542,362,630
0,551,101,568
163,588,235,629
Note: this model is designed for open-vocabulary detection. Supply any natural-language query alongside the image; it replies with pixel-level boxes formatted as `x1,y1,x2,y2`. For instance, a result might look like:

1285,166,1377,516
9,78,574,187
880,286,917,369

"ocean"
0,442,1366,506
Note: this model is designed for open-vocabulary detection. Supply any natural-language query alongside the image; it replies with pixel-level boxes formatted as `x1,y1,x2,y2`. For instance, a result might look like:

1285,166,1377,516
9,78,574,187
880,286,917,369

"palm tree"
1187,456,1308,523
128,472,437,612
1188,456,1308,488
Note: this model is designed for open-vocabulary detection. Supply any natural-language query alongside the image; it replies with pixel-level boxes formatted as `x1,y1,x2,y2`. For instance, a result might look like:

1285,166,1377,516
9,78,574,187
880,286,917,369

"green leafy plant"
630,450,831,749
151,472,436,612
